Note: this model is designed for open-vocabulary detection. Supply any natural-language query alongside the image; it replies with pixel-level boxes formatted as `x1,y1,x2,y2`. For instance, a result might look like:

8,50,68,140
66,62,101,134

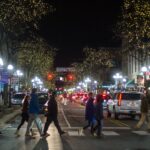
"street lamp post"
113,73,123,90
84,77,91,92
94,80,98,94
0,58,3,105
16,70,23,91
7,64,14,108
141,66,148,89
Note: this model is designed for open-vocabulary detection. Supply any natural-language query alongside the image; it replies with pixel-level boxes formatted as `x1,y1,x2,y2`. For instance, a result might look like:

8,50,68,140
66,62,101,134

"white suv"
107,91,142,119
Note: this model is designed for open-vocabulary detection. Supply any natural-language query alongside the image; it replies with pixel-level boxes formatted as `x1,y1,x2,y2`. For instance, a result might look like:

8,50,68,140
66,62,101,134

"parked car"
107,91,142,119
11,92,26,105
37,92,48,114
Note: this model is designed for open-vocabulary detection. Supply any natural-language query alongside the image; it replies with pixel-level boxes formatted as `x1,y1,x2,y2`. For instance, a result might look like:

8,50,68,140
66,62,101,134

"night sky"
40,0,122,67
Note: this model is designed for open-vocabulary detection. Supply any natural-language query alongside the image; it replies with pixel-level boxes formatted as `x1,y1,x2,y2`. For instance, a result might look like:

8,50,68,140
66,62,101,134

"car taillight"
118,94,122,106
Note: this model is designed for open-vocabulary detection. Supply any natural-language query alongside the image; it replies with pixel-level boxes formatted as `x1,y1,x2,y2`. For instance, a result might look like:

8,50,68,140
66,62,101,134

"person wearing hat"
42,91,65,137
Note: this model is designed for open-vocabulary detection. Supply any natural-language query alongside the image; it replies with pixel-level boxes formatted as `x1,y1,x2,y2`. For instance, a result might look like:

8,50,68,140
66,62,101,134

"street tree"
72,47,119,83
71,62,85,82
0,0,54,62
0,0,53,34
17,38,56,88
118,0,150,63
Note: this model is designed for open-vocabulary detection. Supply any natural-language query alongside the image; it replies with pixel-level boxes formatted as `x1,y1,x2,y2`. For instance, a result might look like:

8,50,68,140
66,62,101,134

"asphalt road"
0,100,150,150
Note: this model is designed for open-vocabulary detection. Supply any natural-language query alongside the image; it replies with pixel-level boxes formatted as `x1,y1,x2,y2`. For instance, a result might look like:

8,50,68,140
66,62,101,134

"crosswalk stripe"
62,126,131,130
3,127,150,137
102,131,120,136
132,131,150,135
68,131,85,136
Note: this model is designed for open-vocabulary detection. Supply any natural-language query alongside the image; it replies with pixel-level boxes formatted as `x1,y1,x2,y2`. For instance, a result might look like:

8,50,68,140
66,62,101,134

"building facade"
122,49,150,86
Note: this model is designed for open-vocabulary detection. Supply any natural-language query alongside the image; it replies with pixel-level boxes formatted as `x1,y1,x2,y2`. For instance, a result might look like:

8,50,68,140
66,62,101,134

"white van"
107,91,142,119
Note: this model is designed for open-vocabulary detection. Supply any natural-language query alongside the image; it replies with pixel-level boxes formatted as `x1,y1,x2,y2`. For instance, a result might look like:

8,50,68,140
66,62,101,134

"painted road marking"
68,131,85,136
132,131,150,135
62,126,131,130
102,131,119,136
60,107,71,128
109,119,129,127
67,115,84,118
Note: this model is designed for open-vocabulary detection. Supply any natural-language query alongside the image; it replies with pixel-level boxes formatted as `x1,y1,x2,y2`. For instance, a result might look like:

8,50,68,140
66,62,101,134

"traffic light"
47,73,54,80
66,73,75,81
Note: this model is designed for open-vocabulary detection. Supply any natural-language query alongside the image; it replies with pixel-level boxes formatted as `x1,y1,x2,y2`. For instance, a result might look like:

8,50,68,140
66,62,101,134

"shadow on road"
61,136,73,150
32,139,49,150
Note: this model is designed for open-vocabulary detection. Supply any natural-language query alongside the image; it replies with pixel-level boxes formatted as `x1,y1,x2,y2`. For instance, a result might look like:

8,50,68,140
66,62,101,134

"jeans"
25,114,37,135
43,116,63,135
93,119,103,136
83,120,94,133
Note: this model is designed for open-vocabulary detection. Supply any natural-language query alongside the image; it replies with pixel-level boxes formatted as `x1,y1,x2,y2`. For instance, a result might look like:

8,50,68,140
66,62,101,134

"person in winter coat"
134,90,150,130
93,94,104,137
83,92,95,134
42,91,65,137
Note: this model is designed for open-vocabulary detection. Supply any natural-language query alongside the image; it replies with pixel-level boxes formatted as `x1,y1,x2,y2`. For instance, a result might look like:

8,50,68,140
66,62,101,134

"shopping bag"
35,116,43,135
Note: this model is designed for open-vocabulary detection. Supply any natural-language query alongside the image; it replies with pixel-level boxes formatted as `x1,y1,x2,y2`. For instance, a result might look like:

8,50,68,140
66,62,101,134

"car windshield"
119,93,141,100
13,94,25,99
38,93,48,104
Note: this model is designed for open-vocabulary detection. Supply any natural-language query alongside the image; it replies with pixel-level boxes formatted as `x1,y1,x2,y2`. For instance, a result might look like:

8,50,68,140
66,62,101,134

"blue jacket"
29,93,39,114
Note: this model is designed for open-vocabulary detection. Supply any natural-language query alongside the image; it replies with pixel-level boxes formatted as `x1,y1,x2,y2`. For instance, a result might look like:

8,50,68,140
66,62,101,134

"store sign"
56,67,75,72
145,72,150,75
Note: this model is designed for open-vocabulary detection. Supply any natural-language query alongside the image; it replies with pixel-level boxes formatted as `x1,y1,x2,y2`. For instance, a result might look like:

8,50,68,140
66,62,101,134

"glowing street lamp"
0,58,3,66
7,64,14,108
84,77,91,91
113,73,123,89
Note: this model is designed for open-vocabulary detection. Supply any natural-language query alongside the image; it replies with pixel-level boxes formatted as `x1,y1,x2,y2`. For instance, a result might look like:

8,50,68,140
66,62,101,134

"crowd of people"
14,88,65,138
83,89,150,138
1,87,150,139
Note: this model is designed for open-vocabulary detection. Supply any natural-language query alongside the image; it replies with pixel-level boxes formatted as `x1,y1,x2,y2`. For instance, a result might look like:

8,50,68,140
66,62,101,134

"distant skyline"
40,0,122,67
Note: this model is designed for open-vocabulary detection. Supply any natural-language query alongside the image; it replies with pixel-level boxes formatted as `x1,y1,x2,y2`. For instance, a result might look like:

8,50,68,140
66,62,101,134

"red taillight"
118,94,122,106
102,94,106,99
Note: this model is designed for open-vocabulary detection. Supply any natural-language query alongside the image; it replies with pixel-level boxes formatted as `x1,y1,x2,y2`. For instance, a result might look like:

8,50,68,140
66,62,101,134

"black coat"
47,96,58,118
85,97,94,121
95,100,103,120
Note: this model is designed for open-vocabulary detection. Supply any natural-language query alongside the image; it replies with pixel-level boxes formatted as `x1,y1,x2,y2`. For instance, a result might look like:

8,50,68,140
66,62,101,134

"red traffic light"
47,73,54,80
66,73,75,81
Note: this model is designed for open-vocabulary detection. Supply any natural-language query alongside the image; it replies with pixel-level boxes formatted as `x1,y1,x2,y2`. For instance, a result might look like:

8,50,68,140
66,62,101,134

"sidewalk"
0,105,21,129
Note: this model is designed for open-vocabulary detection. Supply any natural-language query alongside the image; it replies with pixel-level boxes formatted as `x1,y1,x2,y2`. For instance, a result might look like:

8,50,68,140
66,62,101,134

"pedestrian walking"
42,91,65,137
25,88,42,138
83,92,95,134
62,92,68,105
134,90,150,130
15,95,35,136
93,94,104,137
